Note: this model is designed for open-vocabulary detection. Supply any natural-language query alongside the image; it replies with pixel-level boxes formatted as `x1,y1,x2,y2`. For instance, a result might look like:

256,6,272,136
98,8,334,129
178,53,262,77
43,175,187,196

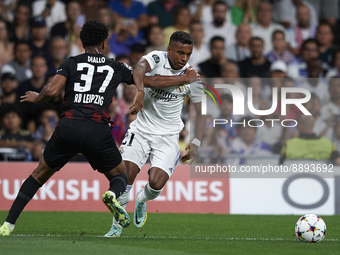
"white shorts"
119,128,180,177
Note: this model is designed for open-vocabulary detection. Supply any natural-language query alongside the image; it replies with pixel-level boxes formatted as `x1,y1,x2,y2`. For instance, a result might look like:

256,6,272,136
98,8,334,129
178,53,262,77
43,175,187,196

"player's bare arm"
130,57,149,115
143,63,200,88
180,101,206,164
20,75,66,104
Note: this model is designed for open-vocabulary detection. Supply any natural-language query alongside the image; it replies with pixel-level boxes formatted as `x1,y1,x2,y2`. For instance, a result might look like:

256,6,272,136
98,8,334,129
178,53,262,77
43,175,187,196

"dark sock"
109,173,127,199
6,175,42,224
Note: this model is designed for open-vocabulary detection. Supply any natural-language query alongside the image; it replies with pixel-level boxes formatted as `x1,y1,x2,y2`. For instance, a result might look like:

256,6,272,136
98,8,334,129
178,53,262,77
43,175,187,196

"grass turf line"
0,211,339,255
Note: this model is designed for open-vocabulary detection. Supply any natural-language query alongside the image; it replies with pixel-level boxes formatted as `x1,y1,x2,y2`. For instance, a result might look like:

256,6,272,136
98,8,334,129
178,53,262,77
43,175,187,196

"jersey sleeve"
188,81,204,103
141,50,163,71
119,62,134,85
55,58,74,79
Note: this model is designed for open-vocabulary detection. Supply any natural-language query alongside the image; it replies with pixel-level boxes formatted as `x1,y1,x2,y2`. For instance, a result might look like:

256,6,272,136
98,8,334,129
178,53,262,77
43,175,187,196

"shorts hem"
150,164,172,178
122,158,143,170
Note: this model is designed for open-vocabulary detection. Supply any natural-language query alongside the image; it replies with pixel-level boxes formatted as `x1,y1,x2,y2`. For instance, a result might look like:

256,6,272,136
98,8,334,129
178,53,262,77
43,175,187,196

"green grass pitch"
0,211,339,255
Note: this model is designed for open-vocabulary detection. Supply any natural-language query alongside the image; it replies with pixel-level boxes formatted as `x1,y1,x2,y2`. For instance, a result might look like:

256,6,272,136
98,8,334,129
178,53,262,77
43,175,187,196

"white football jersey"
130,50,203,135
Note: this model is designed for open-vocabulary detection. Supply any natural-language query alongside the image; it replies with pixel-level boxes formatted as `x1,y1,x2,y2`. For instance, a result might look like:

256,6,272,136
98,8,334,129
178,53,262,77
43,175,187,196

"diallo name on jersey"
88,56,106,63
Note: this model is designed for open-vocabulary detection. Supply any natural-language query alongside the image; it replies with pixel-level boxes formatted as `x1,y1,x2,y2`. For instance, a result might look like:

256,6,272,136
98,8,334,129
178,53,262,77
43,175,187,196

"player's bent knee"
31,163,55,185
148,179,165,191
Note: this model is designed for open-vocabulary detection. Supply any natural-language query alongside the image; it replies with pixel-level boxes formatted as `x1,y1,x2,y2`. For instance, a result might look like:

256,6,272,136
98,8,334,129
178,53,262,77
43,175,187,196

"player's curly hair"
169,31,193,45
80,20,109,48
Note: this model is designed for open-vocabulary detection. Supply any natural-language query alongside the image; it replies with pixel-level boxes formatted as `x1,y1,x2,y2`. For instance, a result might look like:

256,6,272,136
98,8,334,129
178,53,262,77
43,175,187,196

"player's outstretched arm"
130,58,151,114
180,102,206,164
20,75,66,104
144,66,200,88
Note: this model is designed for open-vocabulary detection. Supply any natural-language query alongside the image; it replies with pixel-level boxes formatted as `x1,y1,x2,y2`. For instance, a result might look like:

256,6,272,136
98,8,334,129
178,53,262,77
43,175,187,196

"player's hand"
129,90,144,115
180,143,198,165
20,91,39,103
183,66,200,83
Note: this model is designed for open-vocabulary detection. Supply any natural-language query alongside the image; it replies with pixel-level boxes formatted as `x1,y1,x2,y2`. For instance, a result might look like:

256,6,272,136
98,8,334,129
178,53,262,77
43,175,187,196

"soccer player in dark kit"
0,19,200,236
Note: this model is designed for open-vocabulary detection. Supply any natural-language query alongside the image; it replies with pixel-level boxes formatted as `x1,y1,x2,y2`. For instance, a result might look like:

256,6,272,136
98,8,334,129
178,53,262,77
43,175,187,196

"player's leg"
134,167,169,228
100,160,131,228
134,134,180,228
104,129,150,237
0,156,56,236
104,161,140,237
0,119,78,236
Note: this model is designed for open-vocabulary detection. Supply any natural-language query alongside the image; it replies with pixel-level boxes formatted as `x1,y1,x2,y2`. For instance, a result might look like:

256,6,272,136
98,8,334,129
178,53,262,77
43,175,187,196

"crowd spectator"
0,106,38,161
203,1,236,48
332,120,340,153
17,56,49,126
128,43,146,65
96,6,115,58
287,4,316,55
10,3,31,42
316,23,335,73
238,37,271,78
189,21,210,70
230,116,272,164
320,77,340,121
109,0,148,40
256,113,282,151
273,0,318,29
1,41,32,83
79,0,107,21
269,61,290,100
304,93,332,139
34,105,60,144
279,115,340,165
28,16,51,61
192,0,221,25
196,115,224,163
221,62,246,95
67,22,84,57
0,73,19,106
270,60,288,80
217,94,237,150
147,0,179,28
198,36,227,78
146,24,166,53
250,2,286,55
307,0,339,26
50,1,82,42
163,5,191,46
297,58,329,105
244,76,267,117
48,36,67,74
326,50,340,79
225,24,251,62
109,93,126,146
109,13,140,56
230,0,257,25
296,38,319,78
0,19,14,68
267,30,298,78
116,84,137,116
32,0,66,30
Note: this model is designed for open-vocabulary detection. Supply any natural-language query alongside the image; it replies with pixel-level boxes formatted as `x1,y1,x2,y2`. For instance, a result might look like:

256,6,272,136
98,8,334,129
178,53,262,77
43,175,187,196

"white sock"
117,185,133,209
112,185,132,224
4,222,15,231
107,190,116,199
136,183,162,203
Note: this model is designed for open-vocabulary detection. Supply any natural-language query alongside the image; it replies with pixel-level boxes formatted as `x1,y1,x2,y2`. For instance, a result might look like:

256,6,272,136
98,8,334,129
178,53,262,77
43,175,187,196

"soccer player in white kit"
105,31,205,237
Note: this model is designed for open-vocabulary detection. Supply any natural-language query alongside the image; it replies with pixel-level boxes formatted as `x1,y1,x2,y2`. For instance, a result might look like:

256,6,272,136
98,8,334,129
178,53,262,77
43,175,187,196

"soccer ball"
295,214,326,243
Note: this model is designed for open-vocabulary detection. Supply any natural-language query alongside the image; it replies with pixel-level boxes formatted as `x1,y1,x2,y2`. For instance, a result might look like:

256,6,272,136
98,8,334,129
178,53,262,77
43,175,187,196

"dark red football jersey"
57,53,134,124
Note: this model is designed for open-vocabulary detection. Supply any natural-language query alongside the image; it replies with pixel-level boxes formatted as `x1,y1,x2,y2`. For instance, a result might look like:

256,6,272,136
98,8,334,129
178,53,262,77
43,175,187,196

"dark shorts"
44,118,122,172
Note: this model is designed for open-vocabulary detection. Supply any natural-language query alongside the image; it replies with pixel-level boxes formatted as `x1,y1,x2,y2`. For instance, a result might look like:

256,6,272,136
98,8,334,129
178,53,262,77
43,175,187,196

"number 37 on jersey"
73,62,114,106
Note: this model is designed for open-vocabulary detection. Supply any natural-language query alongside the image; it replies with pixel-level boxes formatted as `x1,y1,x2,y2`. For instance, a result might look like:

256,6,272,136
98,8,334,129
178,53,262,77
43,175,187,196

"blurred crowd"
1,0,340,163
